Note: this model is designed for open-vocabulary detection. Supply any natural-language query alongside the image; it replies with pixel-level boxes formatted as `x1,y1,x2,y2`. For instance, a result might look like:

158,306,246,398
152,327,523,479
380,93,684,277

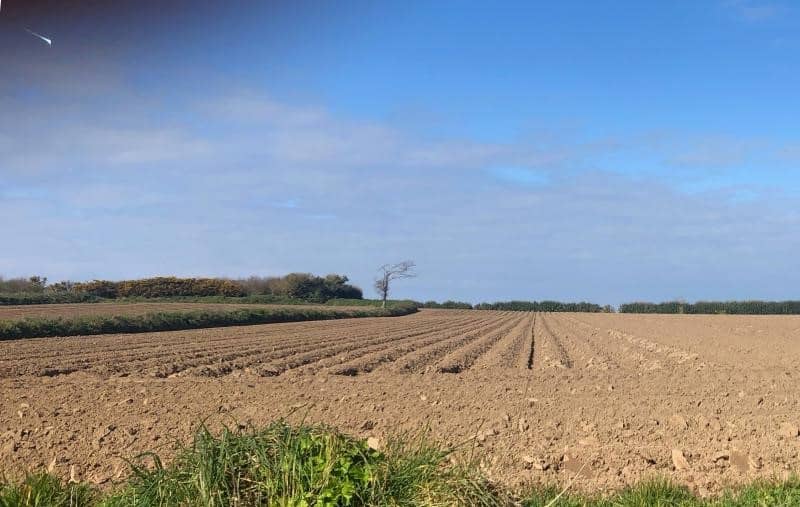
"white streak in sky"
25,28,53,46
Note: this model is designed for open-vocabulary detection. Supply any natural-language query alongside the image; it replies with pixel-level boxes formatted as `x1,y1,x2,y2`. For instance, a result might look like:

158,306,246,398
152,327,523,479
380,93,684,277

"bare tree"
374,260,416,307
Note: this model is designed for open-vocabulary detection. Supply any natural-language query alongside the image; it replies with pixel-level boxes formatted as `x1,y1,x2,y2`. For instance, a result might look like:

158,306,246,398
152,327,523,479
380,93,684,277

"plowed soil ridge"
382,313,515,373
469,312,534,370
0,314,453,377
327,314,502,375
296,314,483,375
434,313,528,373
171,314,484,378
544,314,619,371
3,317,392,367
536,314,573,369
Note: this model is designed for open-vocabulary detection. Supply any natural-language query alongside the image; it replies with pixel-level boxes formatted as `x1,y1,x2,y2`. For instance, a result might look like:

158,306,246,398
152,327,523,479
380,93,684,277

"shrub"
67,274,363,302
249,273,363,301
0,276,48,294
73,280,120,299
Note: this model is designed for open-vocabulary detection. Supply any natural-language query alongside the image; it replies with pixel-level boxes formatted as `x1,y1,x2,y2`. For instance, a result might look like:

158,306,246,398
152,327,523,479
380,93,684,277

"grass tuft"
100,421,502,506
0,473,96,507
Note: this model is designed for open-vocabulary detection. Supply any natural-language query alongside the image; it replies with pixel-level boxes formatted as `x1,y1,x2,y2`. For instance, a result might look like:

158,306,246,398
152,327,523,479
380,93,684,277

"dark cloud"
0,0,194,22
0,0,214,57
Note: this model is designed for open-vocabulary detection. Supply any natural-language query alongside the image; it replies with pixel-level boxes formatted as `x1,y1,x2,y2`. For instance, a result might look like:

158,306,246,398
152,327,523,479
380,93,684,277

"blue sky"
1,0,799,304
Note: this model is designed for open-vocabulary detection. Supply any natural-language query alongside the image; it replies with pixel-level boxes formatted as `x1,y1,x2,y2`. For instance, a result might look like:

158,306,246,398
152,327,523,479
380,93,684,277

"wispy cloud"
201,91,580,172
3,84,800,302
663,135,757,169
485,166,549,186
271,199,299,209
723,0,783,21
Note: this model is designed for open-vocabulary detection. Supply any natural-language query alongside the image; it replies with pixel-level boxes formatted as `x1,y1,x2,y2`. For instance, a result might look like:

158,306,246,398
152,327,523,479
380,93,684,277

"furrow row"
471,312,535,369
535,314,573,369
381,313,516,373
436,313,529,372
175,314,486,378
1,312,476,378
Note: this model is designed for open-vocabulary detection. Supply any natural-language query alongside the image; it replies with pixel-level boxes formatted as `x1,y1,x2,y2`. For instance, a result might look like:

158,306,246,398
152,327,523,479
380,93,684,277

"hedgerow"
0,303,418,341
0,292,101,305
619,300,800,314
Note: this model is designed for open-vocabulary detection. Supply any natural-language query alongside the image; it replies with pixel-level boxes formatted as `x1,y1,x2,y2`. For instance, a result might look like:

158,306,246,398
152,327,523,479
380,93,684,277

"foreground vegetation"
0,303,418,341
1,422,799,506
619,300,800,315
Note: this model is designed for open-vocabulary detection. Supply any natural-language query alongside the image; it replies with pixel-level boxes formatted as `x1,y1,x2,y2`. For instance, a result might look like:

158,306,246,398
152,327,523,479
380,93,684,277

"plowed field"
2,309,800,495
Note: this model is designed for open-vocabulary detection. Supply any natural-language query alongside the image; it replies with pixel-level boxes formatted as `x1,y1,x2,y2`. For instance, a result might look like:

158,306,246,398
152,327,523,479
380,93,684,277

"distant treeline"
420,301,474,309
0,274,363,305
619,301,800,315
475,301,610,312
415,300,610,312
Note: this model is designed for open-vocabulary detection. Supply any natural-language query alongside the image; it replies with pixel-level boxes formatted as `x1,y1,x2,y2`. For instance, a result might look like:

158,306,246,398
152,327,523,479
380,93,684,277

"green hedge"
0,304,418,341
113,295,316,305
325,298,421,308
475,300,607,312
0,292,101,305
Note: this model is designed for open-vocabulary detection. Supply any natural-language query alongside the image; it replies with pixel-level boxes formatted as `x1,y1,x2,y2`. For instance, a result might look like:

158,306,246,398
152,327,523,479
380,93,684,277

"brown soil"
2,309,799,496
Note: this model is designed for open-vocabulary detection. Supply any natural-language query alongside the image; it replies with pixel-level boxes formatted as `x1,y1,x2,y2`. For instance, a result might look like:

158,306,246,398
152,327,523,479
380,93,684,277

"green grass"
0,303,418,341
0,473,96,506
324,299,421,308
522,477,800,506
100,422,502,507
1,422,502,506
1,423,799,506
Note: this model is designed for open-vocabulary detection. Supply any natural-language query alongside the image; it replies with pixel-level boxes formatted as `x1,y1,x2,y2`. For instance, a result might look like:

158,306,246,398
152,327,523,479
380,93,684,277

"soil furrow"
462,313,533,370
294,314,486,375
434,313,527,373
545,313,620,371
535,313,573,369
380,313,514,373
325,314,502,375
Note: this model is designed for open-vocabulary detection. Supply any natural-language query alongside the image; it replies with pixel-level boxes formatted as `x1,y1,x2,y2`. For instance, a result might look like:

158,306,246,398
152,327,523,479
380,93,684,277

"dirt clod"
779,422,799,439
671,449,690,470
730,451,750,473
366,437,382,451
